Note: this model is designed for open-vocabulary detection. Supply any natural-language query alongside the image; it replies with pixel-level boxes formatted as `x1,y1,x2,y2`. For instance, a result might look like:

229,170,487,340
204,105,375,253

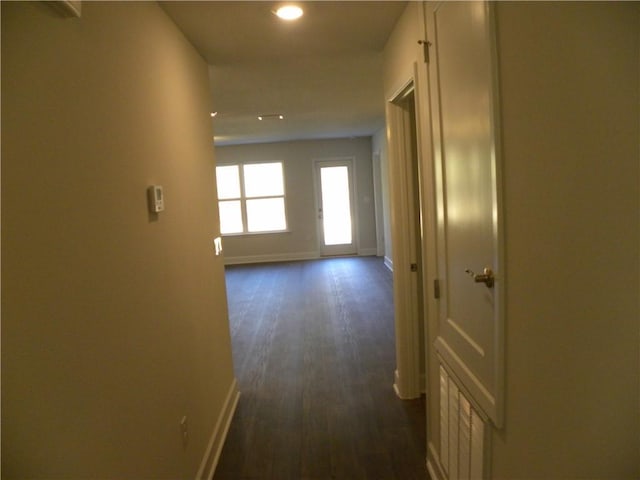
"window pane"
219,200,244,234
243,163,284,198
246,198,286,232
216,166,241,199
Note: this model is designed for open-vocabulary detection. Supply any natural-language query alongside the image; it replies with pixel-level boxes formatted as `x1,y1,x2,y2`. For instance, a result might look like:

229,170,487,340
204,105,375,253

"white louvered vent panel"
439,364,486,479
458,395,472,480
440,366,450,474
448,380,460,480
470,408,485,479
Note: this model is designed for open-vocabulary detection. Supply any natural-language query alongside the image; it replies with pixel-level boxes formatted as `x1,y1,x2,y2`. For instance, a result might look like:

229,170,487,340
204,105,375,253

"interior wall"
382,2,423,103
1,2,236,478
492,2,639,477
373,128,393,267
383,2,437,405
215,137,377,263
385,1,639,478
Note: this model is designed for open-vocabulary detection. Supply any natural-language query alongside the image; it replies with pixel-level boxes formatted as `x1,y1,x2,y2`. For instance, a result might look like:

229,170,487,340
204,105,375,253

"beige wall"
384,1,639,478
492,2,639,477
1,2,236,478
372,128,393,264
382,2,423,103
215,137,377,263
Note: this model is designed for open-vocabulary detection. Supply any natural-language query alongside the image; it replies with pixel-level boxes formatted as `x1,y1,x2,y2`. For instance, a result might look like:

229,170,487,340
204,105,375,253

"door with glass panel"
315,159,356,256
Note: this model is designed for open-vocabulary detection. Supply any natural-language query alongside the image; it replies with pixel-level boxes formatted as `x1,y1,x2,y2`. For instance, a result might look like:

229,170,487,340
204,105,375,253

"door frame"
387,74,430,400
372,152,385,258
313,157,358,257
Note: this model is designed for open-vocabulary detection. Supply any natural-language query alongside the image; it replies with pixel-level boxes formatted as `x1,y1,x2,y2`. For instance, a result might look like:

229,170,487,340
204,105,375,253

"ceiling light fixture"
275,4,303,21
210,112,218,117
258,114,284,121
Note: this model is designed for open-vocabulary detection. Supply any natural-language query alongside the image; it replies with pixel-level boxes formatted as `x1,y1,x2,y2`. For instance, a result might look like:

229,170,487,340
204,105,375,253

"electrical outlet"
180,416,188,446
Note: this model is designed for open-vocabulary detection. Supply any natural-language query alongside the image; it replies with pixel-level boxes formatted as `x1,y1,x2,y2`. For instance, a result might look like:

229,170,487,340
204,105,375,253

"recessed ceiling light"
258,113,284,121
275,5,303,21
210,112,218,117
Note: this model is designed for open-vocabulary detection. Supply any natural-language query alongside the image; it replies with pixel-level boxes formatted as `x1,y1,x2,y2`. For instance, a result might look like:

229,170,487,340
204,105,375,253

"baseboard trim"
393,369,401,398
383,256,393,271
393,383,402,398
224,252,319,265
427,441,447,480
195,378,240,480
225,249,381,266
393,368,422,400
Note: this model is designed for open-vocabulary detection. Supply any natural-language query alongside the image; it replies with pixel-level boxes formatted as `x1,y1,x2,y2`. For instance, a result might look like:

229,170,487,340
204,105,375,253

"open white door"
428,1,504,426
315,159,357,256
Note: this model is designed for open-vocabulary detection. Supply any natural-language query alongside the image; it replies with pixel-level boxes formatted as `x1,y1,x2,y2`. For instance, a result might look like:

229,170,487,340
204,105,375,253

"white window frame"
216,161,288,236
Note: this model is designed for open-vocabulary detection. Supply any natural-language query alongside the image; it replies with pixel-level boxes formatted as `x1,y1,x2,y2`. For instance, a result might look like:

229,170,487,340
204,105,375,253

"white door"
428,1,504,426
315,160,357,256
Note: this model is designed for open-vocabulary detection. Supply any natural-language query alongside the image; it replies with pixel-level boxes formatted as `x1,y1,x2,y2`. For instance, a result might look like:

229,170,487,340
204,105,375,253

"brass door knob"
465,267,495,288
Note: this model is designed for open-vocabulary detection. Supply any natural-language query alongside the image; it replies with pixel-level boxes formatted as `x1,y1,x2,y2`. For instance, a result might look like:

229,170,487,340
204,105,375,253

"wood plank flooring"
213,257,428,480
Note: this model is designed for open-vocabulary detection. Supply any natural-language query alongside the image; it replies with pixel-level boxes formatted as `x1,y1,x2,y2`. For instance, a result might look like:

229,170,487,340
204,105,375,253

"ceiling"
161,1,407,146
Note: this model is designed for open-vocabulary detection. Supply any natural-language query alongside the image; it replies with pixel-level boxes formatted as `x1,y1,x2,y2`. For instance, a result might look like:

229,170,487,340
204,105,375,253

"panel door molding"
427,0,505,427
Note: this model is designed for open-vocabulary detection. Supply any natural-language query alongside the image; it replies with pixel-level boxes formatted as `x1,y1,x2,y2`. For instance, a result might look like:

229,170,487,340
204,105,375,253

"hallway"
214,257,427,479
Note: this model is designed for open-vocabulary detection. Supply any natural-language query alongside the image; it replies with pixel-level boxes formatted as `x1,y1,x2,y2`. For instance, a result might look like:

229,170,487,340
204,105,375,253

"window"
216,162,287,235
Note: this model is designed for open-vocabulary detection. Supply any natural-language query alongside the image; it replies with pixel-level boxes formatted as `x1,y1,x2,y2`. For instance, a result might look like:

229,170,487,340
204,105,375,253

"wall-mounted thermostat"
147,185,164,213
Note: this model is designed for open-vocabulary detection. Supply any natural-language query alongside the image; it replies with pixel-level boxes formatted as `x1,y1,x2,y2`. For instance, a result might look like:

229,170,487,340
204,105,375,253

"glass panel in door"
316,160,356,256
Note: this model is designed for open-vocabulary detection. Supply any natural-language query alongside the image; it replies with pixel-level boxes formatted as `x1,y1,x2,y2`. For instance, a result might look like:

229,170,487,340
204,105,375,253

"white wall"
215,137,378,263
1,3,236,478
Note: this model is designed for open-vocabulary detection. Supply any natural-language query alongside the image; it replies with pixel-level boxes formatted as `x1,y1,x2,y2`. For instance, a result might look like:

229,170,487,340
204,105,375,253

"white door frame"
372,152,385,258
387,75,426,400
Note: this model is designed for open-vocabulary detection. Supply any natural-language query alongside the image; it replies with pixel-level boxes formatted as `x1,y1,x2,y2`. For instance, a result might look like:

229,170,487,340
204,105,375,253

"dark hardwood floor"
213,257,428,480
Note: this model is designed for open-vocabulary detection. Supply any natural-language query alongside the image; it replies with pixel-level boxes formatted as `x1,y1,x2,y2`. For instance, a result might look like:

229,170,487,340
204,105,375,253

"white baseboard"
393,369,413,399
383,256,393,271
393,369,401,398
393,383,402,398
224,251,319,265
195,379,240,480
393,368,422,400
427,441,447,480
225,249,380,265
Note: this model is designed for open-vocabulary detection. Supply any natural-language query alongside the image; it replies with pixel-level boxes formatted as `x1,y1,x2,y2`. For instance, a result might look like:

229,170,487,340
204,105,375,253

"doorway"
387,82,426,400
314,159,357,256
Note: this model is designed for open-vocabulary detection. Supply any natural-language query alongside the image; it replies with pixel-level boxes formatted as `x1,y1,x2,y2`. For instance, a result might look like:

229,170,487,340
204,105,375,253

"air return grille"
439,365,485,479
